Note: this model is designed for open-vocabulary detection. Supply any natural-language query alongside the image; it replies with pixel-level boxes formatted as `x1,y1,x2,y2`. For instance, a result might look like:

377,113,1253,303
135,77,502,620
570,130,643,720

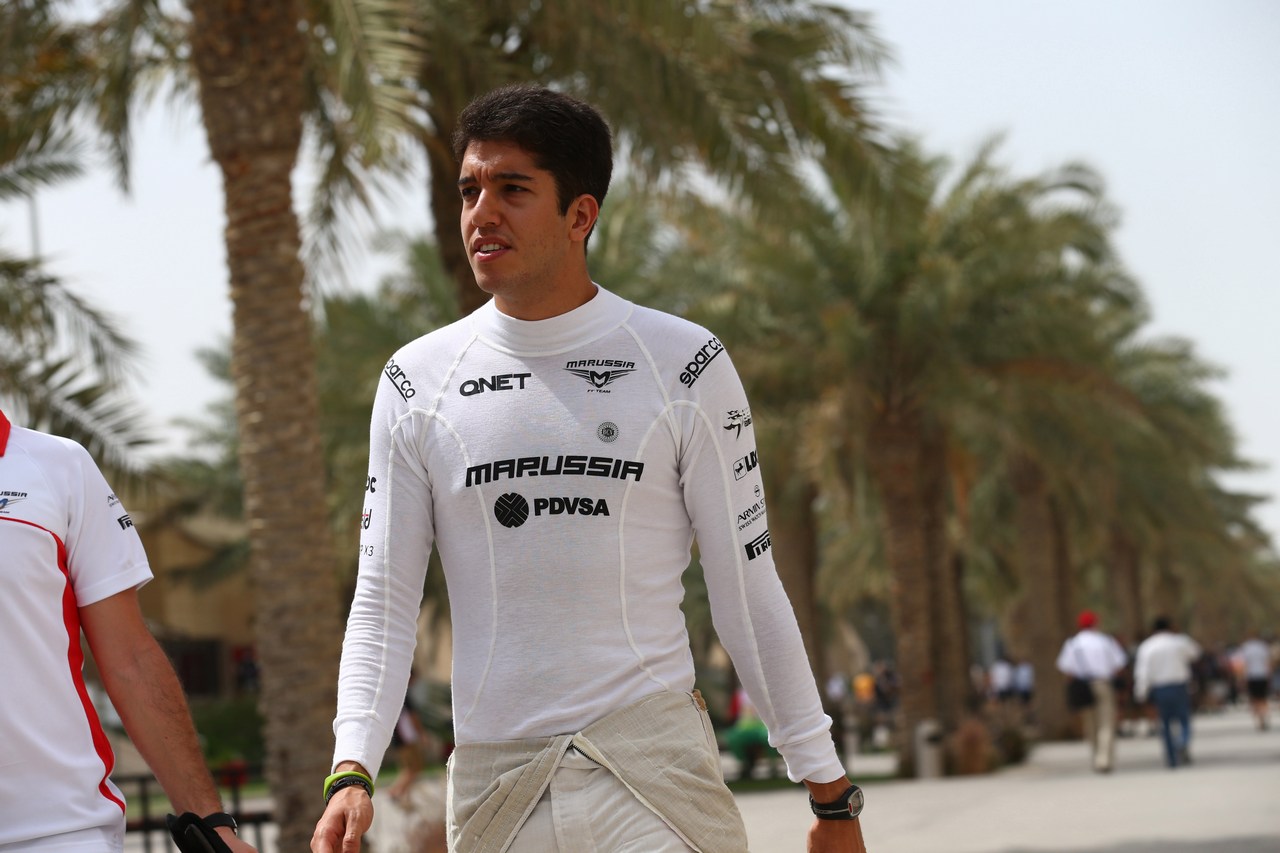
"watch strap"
809,784,864,820
202,812,238,832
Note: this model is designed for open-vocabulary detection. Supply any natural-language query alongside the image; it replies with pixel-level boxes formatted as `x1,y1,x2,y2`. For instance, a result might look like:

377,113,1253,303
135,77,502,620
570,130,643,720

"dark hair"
1152,616,1172,633
452,84,613,218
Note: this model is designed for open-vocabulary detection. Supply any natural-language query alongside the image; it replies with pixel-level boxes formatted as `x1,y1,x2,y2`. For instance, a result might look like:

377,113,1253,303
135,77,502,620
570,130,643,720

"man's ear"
567,194,600,244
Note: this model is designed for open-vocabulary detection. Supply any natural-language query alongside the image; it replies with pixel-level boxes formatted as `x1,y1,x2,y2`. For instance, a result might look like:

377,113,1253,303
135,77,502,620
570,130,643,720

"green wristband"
324,770,375,802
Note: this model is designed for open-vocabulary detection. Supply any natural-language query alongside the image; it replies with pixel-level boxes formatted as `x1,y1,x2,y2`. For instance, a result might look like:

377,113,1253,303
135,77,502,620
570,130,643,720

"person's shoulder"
9,423,95,468
625,301,718,345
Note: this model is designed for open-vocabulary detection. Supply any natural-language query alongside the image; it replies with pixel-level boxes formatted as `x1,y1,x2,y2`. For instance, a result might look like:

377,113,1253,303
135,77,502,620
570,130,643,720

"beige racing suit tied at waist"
447,690,749,853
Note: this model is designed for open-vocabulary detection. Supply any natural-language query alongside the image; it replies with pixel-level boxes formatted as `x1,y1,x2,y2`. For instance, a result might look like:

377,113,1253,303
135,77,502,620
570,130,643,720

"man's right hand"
311,787,374,853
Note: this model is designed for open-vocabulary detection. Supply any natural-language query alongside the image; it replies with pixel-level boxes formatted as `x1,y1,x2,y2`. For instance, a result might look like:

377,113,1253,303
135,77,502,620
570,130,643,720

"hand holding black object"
166,812,234,853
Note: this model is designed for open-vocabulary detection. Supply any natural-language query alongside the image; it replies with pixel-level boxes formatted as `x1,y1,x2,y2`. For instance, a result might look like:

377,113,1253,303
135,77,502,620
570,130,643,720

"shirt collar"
0,409,10,456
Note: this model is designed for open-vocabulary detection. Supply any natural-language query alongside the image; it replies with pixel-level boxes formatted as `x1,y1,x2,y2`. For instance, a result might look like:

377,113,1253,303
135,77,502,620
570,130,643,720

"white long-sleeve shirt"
332,286,843,785
1133,632,1202,701
1056,629,1128,681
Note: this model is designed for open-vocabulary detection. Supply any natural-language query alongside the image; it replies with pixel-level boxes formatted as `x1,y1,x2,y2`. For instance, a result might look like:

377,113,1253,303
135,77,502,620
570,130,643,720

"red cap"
1077,610,1098,629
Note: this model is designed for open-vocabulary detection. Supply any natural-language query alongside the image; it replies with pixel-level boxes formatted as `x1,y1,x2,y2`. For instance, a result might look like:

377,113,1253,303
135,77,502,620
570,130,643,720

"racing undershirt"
333,285,843,785
0,411,152,847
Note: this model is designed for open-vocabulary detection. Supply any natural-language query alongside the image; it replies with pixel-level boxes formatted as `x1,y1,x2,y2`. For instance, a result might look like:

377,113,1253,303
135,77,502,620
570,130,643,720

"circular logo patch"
597,421,619,443
494,492,529,528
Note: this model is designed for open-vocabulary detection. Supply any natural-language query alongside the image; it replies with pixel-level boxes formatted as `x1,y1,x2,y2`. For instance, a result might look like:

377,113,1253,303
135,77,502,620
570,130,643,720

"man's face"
458,140,581,309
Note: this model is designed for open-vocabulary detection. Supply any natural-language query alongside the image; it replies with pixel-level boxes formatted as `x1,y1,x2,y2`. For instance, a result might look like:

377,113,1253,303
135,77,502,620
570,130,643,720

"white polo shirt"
0,411,153,848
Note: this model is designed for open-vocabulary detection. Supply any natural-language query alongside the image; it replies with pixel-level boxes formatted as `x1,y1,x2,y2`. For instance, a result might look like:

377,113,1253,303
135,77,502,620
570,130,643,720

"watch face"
848,786,865,816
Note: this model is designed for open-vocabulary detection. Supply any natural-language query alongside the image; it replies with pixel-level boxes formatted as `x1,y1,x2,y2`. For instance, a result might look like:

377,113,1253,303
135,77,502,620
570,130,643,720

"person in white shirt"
1133,616,1203,768
0,410,255,853
311,84,866,853
1056,610,1129,773
1237,630,1273,731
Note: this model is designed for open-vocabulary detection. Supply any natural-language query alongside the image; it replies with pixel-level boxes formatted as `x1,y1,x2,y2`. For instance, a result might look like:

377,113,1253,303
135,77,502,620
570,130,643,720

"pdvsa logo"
564,359,636,392
493,493,610,528
733,451,758,480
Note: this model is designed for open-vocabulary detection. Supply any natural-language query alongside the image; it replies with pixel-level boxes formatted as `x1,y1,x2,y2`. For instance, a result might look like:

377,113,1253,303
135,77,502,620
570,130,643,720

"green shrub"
190,696,265,768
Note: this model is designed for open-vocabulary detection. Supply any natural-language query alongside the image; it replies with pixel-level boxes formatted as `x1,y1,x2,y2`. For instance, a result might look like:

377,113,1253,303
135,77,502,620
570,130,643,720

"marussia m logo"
564,359,636,392
0,490,29,513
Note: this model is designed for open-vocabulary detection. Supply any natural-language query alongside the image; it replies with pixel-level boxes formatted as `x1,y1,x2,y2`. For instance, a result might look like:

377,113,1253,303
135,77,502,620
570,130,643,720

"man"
1055,610,1128,773
312,85,866,852
0,410,255,853
1133,616,1202,768
1237,629,1273,731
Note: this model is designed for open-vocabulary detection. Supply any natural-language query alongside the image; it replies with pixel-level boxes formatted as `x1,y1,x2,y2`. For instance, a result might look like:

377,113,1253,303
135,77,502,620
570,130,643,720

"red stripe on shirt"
10,516,126,812
0,409,10,455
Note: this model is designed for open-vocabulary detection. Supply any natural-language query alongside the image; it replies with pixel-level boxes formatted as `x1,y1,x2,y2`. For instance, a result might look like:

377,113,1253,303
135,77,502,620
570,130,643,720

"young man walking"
312,85,866,852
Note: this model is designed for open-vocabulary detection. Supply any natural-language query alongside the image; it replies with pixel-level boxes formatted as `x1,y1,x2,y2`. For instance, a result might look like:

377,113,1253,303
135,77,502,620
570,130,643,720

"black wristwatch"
203,812,238,833
809,784,864,820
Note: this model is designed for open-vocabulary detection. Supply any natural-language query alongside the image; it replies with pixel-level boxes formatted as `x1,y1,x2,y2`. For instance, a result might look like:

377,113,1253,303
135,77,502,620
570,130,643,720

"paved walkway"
737,705,1280,852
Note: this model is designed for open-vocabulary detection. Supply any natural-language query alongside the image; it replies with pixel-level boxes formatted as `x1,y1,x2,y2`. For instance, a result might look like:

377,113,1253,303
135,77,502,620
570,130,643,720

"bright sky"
3,1,1277,545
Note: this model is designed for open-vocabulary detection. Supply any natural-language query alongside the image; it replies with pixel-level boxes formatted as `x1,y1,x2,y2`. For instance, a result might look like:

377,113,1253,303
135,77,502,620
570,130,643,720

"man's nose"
470,188,501,227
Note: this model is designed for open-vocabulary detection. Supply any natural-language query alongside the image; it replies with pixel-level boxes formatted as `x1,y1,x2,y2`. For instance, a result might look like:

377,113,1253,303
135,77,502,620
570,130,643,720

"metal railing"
116,764,274,852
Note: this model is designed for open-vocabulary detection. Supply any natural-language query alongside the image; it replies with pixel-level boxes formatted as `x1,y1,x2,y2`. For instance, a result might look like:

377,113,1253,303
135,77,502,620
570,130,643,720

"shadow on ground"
1001,838,1280,853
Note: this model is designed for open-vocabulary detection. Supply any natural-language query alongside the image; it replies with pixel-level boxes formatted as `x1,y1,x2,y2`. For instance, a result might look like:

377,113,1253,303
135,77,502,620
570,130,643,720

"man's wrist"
804,776,853,801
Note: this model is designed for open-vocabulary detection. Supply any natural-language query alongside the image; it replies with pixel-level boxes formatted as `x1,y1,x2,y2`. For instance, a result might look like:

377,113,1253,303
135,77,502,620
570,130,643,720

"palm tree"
392,0,890,314
1,0,151,471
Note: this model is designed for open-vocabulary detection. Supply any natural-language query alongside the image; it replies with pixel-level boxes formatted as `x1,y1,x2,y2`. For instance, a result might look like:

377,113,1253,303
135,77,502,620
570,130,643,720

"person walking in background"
1134,616,1203,768
312,85,866,853
1238,629,1274,731
0,410,256,853
1056,610,1129,773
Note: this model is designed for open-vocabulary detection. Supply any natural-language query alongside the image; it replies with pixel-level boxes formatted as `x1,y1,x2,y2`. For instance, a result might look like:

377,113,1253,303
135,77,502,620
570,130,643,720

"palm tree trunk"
422,96,490,316
1049,497,1077,644
1109,526,1145,643
921,422,970,731
867,412,938,775
188,2,343,847
769,479,823,680
1009,454,1071,739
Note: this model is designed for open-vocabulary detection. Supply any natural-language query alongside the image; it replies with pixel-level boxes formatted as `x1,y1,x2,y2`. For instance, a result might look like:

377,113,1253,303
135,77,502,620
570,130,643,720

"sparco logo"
466,455,644,488
460,373,531,396
745,529,772,560
733,451,759,480
679,337,724,388
384,358,416,400
724,408,753,439
494,493,611,528
564,359,636,391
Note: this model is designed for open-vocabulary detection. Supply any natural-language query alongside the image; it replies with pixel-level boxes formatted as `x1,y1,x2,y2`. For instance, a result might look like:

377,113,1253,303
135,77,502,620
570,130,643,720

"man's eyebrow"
457,171,536,188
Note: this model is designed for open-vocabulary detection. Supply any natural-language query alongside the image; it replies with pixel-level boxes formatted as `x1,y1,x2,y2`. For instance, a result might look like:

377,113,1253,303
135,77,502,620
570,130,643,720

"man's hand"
808,817,866,853
217,827,258,852
311,786,374,853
